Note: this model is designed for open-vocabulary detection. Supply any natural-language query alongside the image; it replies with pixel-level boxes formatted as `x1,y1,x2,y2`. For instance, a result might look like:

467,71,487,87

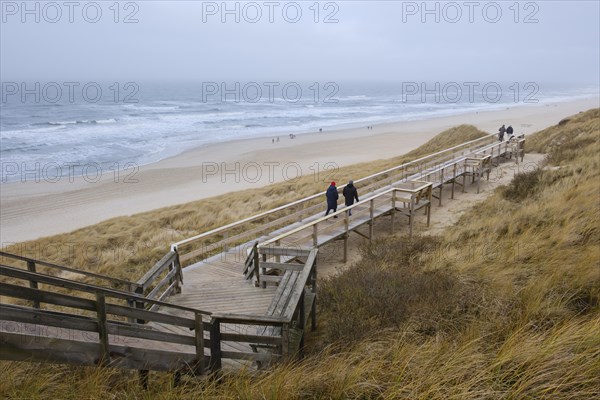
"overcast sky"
1,1,599,85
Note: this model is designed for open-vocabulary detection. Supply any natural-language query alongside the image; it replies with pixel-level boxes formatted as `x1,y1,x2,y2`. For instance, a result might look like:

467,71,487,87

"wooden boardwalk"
0,134,525,379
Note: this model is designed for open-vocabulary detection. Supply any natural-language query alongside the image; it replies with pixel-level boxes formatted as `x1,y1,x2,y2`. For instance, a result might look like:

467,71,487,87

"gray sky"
1,1,599,85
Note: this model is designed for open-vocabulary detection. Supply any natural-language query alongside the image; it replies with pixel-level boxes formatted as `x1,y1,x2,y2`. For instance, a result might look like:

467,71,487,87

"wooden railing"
136,250,183,311
242,242,260,283
0,261,211,374
258,184,432,253
0,250,185,315
255,138,523,251
209,247,318,368
0,248,318,375
0,251,137,295
171,134,499,266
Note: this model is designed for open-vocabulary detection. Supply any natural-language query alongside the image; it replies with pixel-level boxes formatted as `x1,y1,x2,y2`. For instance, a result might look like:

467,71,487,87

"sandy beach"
1,97,597,245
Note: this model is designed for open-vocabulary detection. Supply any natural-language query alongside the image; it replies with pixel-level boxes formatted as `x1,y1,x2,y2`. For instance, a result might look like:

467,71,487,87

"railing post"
95,293,110,365
194,312,205,375
209,318,222,373
26,261,40,308
409,195,415,238
298,290,306,357
281,323,290,359
126,283,138,323
223,232,229,252
174,251,183,294
343,213,349,263
253,244,260,287
369,199,374,241
261,251,267,289
451,163,457,199
427,186,432,226
313,224,318,247
311,259,317,331
477,161,482,194
462,160,467,193
134,285,145,324
275,240,281,263
167,256,176,296
391,190,396,233
439,168,445,206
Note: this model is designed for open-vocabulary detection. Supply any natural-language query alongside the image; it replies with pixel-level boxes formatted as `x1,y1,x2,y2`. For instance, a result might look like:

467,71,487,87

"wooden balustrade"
171,135,498,265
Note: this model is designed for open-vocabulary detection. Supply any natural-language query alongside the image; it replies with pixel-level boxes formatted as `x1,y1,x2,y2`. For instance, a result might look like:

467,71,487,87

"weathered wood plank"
220,333,281,345
212,313,285,325
138,251,177,291
1,303,99,333
282,250,317,320
0,282,96,311
0,282,198,329
0,251,136,288
0,304,197,346
0,332,199,372
221,350,280,363
95,293,110,363
146,267,179,301
260,262,304,272
0,264,209,315
258,247,311,257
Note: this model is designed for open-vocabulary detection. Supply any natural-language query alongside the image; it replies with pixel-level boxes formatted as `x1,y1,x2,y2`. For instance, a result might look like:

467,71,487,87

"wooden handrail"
259,187,402,248
0,264,210,316
261,139,511,247
258,139,504,248
171,134,496,252
0,251,137,288
137,251,178,290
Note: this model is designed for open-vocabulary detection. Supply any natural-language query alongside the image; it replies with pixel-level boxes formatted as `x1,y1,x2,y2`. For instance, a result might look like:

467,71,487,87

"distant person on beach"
325,182,339,218
319,128,322,132
498,124,506,141
506,125,514,139
343,180,359,216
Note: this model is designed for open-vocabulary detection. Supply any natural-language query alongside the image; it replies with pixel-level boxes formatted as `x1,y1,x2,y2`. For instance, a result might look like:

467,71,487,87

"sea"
1,80,597,183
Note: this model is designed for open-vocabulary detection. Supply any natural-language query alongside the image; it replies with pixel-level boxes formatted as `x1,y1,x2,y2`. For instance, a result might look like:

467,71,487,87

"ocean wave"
33,118,118,127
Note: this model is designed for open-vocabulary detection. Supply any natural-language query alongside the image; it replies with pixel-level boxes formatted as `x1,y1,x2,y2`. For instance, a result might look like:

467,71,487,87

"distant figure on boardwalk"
325,182,339,218
506,125,514,139
498,124,506,141
343,180,359,216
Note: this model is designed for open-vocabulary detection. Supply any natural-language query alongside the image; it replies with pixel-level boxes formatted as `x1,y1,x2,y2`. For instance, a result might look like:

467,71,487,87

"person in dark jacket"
325,182,339,218
506,125,514,139
498,124,506,141
342,180,359,216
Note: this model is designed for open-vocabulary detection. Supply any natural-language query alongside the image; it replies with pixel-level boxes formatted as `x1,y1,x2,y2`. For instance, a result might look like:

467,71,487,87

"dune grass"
1,111,599,399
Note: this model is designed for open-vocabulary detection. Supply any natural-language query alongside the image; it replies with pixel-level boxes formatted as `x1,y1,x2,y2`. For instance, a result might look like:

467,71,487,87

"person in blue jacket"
325,182,339,218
